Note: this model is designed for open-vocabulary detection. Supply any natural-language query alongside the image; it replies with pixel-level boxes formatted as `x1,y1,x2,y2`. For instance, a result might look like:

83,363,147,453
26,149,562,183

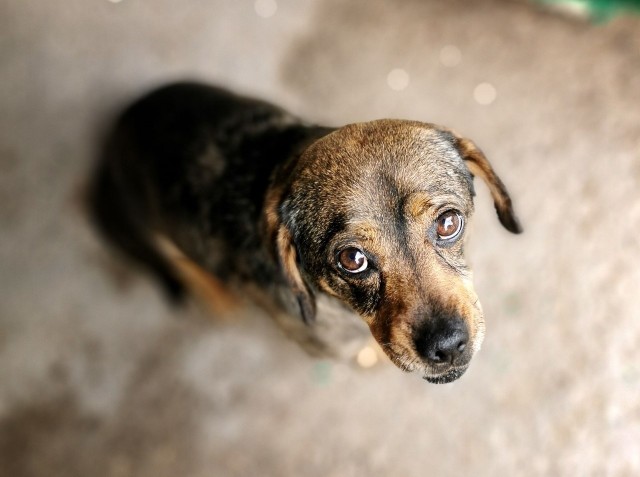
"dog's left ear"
274,224,316,324
263,187,316,324
450,133,523,234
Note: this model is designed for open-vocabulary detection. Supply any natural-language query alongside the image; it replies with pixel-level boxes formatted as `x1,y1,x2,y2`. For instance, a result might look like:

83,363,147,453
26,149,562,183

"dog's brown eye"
436,210,463,241
337,248,368,273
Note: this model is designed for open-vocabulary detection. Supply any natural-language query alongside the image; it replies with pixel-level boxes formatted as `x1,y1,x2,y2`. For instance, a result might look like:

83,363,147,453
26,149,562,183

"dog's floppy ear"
448,131,523,234
274,224,316,324
264,187,316,324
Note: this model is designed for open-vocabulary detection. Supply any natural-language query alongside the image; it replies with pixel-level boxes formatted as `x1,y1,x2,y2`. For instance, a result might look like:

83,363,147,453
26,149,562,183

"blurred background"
1,0,639,475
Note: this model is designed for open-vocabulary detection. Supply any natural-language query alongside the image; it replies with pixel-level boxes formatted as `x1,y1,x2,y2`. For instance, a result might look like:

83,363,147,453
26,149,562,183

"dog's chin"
423,367,468,384
382,347,470,384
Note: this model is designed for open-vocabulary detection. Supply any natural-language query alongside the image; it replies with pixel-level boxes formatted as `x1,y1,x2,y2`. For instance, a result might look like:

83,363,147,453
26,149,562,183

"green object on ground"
540,0,640,21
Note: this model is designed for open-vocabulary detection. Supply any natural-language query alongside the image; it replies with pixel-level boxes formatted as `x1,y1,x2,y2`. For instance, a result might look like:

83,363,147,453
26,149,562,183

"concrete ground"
1,0,640,476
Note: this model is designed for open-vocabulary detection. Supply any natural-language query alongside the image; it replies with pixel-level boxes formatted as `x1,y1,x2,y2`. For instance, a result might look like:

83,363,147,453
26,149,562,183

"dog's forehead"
302,120,466,180
294,120,473,211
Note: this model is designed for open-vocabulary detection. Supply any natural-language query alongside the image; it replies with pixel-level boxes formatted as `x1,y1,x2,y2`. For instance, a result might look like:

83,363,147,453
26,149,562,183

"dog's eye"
337,247,368,273
436,210,464,241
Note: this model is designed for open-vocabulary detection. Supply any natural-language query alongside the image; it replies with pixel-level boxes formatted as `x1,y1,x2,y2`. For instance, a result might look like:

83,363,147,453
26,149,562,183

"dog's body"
90,82,521,383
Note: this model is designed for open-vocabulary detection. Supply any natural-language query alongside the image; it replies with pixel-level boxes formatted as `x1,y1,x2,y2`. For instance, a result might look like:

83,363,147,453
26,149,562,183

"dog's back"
88,82,327,300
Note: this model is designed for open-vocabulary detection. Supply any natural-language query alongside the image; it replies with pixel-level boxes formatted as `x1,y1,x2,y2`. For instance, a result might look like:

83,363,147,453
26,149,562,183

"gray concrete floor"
1,0,640,476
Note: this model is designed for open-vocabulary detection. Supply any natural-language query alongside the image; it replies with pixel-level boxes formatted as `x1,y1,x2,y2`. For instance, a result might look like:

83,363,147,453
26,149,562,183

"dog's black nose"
417,317,469,365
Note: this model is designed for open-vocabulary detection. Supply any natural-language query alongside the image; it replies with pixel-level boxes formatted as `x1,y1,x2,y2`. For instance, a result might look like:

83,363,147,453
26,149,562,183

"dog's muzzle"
414,315,472,383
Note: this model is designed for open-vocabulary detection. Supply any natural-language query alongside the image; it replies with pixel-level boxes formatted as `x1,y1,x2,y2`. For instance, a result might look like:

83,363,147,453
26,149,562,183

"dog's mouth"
382,344,469,384
423,367,468,384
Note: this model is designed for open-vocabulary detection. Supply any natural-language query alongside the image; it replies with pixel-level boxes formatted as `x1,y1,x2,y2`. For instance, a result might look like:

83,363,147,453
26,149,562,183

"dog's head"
265,120,521,383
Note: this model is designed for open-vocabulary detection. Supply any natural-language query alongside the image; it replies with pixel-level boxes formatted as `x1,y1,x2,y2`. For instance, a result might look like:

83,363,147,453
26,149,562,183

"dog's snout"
417,317,469,365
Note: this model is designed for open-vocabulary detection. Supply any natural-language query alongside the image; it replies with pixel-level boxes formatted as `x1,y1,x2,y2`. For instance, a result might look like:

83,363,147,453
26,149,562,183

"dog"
89,82,522,383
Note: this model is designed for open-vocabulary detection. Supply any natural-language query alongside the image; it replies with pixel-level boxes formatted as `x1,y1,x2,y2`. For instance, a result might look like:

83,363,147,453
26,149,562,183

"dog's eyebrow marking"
404,193,432,218
404,192,469,219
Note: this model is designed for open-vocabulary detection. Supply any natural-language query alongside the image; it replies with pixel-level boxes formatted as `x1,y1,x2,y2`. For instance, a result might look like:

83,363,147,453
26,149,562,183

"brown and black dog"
89,82,521,383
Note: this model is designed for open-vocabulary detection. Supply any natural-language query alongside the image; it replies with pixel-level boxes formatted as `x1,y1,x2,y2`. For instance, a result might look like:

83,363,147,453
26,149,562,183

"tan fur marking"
404,192,432,219
276,226,307,298
156,236,239,316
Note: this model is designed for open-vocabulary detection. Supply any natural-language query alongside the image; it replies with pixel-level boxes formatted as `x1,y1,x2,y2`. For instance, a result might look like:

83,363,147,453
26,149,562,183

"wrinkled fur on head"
266,119,521,381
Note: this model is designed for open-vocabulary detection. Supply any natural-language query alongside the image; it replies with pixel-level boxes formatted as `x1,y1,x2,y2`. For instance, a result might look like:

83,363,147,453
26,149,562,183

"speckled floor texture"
1,0,639,476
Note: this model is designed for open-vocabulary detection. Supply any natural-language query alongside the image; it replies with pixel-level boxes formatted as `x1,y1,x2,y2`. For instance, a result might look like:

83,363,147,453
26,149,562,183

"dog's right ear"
263,187,316,324
436,125,523,234
456,136,523,234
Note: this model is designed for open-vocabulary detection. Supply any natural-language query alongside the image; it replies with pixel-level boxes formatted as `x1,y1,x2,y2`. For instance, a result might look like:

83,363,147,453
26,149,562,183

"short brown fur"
89,83,521,383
